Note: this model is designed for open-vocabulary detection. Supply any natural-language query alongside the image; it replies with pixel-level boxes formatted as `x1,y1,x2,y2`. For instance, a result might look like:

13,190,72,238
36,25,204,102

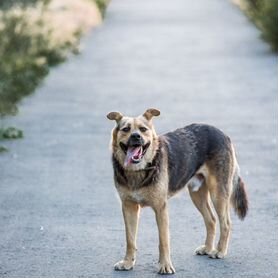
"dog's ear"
143,108,160,120
107,111,123,123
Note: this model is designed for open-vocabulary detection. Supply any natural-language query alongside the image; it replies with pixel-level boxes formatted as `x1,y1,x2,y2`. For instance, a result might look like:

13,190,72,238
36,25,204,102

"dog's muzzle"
120,134,150,167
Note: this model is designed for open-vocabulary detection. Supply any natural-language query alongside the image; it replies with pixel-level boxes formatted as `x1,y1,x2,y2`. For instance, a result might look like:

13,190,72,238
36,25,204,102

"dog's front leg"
154,202,175,274
114,200,140,271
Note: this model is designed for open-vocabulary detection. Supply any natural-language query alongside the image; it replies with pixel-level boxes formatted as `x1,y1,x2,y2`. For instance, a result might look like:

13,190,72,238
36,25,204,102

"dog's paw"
194,245,215,256
208,250,226,259
158,261,175,275
114,259,135,271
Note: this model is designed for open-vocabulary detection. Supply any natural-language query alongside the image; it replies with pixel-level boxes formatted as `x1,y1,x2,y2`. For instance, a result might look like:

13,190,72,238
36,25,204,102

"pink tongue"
124,146,142,167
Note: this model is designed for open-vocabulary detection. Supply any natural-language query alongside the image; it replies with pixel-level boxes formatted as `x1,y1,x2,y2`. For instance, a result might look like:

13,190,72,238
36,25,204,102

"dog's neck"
112,139,164,189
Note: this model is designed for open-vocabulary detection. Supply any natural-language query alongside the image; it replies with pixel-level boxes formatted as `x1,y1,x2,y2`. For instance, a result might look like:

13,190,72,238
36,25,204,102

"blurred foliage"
0,0,108,153
0,12,49,117
0,126,23,152
0,0,49,9
245,0,278,51
0,145,8,152
0,127,23,139
0,2,81,118
0,0,107,120
95,0,109,16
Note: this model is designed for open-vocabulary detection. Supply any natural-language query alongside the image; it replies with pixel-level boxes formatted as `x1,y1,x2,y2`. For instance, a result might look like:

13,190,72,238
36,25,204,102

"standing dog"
107,108,248,274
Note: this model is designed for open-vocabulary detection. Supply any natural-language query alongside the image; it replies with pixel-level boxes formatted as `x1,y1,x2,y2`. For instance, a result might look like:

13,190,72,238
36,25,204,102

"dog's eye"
139,127,148,132
121,127,130,132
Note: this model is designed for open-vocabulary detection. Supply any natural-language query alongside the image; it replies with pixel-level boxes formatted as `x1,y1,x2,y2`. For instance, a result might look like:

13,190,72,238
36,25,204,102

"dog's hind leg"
189,184,216,256
209,185,232,259
114,200,140,271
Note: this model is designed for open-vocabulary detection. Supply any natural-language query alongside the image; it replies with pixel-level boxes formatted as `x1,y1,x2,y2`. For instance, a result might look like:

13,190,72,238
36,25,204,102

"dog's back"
163,123,232,193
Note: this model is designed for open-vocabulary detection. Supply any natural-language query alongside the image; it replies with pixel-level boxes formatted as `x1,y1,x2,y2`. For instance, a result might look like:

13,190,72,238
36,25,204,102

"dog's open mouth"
120,142,150,166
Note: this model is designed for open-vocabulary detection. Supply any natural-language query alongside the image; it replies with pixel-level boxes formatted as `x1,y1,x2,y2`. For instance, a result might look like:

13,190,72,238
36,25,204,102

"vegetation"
244,0,278,51
95,0,109,16
0,146,8,153
0,127,23,139
0,0,109,151
0,126,23,151
0,6,80,117
0,0,42,9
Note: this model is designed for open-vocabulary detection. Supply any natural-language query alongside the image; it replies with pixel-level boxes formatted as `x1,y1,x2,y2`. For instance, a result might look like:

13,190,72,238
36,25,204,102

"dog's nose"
130,133,141,140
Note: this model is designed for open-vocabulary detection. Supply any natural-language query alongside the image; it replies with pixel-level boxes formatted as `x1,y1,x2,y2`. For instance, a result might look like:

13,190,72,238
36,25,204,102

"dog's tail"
231,174,248,220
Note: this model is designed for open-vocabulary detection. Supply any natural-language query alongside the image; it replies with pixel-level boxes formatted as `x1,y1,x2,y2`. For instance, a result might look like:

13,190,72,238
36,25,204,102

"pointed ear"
106,111,123,122
143,108,160,120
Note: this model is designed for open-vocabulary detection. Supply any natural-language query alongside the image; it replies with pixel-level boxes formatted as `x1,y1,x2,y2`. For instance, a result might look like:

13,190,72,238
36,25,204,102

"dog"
107,108,248,274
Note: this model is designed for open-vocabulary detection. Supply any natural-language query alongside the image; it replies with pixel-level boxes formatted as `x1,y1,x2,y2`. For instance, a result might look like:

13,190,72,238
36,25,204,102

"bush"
0,3,81,118
256,0,278,51
245,0,278,51
95,0,109,16
0,126,23,151
0,12,49,116
0,0,104,151
0,0,46,10
0,0,107,120
0,127,23,139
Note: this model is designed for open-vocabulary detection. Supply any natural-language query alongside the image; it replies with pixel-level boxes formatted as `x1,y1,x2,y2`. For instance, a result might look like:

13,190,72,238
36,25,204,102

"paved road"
0,0,277,277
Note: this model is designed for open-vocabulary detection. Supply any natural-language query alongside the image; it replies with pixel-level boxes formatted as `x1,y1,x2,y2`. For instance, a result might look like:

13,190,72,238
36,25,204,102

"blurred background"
0,0,106,146
0,0,277,143
0,0,277,142
0,0,277,277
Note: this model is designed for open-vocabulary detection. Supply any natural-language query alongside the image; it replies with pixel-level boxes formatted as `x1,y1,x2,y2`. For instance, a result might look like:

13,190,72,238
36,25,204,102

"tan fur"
114,201,140,271
189,184,216,256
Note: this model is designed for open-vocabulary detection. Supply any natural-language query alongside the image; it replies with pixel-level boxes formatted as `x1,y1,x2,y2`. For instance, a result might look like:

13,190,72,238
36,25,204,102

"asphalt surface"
0,0,277,277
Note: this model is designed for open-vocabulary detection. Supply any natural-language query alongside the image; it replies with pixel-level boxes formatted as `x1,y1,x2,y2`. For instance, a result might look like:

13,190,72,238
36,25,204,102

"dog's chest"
117,186,155,206
125,171,146,188
129,191,146,204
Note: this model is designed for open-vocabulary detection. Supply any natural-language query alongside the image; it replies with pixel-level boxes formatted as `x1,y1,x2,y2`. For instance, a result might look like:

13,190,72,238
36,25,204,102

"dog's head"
107,108,160,170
